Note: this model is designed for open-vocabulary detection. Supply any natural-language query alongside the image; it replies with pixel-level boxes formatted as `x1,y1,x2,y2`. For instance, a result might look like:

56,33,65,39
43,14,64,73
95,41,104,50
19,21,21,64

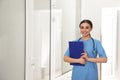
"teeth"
82,33,88,35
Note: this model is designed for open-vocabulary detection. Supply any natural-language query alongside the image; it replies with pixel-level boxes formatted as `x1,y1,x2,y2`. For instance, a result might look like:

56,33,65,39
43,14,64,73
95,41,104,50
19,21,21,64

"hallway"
0,0,120,80
56,71,72,80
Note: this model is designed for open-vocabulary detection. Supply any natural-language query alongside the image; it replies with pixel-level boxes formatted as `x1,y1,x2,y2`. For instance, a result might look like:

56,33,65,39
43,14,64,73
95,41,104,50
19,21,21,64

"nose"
82,28,87,32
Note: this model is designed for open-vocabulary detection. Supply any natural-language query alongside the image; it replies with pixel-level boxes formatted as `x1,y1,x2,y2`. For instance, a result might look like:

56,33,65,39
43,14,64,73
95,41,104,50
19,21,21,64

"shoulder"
92,38,101,44
92,38,104,48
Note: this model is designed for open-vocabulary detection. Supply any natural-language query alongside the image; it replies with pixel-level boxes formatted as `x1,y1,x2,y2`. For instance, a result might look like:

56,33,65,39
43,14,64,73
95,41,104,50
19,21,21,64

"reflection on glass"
30,0,81,80
51,0,81,79
33,0,50,80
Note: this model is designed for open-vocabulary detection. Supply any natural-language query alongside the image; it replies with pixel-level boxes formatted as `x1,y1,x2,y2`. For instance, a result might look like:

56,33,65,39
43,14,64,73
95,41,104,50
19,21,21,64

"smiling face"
79,22,92,38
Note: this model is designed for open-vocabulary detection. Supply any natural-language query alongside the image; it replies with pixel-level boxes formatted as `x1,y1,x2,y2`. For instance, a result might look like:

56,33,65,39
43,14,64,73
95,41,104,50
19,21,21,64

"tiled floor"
56,71,72,80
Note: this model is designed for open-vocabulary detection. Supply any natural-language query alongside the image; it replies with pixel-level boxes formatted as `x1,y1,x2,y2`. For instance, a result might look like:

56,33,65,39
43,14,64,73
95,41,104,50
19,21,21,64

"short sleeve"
64,48,70,57
96,41,107,58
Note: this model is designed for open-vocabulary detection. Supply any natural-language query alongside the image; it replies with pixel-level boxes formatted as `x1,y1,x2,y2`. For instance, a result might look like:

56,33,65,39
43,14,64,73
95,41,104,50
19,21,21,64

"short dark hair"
79,19,93,28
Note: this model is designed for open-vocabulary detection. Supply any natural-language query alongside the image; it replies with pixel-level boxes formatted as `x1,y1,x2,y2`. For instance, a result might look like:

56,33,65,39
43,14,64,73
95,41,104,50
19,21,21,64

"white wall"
117,10,120,80
0,0,25,80
81,0,120,40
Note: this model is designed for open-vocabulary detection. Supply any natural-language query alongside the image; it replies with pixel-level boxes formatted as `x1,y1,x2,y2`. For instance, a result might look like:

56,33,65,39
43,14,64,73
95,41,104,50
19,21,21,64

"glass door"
50,0,81,80
26,0,50,80
101,7,120,80
26,0,81,80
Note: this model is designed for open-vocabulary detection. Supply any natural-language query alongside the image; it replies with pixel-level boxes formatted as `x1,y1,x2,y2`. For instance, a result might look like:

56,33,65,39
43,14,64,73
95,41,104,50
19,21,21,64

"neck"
82,35,91,40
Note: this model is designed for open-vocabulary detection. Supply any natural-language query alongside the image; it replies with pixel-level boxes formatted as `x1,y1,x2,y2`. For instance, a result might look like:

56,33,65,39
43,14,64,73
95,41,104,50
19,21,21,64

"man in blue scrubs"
64,19,107,80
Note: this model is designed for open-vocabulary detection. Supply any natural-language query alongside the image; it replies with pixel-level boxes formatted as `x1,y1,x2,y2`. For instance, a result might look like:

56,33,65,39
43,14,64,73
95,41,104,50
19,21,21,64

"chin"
82,35,89,37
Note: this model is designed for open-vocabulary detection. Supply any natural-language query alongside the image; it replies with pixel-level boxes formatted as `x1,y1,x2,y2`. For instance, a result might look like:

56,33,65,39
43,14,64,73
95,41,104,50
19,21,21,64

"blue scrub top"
64,38,107,80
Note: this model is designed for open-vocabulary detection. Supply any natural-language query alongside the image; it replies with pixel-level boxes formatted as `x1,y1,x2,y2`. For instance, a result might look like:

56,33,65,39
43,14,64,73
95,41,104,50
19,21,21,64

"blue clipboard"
69,41,85,66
